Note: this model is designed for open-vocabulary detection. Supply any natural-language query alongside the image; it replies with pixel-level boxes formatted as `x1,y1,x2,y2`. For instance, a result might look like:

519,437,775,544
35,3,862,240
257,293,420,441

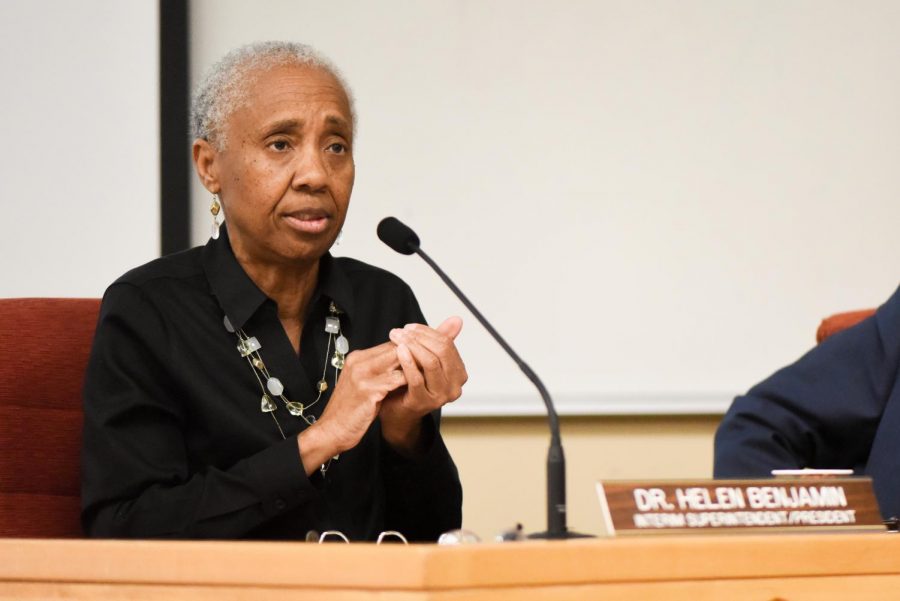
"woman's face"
206,64,355,266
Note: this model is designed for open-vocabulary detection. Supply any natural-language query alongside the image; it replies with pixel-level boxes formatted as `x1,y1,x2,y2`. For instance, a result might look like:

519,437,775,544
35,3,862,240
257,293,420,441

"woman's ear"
192,138,221,194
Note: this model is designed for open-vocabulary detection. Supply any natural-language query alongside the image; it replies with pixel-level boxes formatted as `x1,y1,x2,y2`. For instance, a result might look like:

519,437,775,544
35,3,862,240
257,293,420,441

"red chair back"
816,308,877,344
0,298,100,537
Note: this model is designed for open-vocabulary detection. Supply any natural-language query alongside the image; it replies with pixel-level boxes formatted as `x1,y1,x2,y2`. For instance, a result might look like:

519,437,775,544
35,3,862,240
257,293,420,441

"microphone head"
377,217,420,255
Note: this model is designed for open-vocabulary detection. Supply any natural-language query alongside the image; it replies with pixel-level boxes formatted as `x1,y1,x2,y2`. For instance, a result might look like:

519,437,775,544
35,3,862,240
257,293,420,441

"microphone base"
526,530,595,540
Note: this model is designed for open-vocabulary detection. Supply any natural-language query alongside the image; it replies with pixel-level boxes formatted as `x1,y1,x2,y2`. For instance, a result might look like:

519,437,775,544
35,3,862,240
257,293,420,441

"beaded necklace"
223,301,348,474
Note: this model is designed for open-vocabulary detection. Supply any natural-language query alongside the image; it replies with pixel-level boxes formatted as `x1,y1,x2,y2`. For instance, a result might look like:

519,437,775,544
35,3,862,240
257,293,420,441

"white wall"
190,0,900,416
0,0,160,298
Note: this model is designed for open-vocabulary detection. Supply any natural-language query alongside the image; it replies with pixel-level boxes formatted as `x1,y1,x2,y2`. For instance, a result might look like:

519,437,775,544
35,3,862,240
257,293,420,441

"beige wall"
441,415,721,538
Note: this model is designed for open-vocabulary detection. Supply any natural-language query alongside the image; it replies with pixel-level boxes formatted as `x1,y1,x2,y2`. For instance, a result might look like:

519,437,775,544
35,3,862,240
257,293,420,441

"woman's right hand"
297,342,406,475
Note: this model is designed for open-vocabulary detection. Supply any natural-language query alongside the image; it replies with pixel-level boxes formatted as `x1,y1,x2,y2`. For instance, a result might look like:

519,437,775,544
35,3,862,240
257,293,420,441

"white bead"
223,315,234,333
266,377,284,396
325,316,340,334
335,335,349,355
211,221,220,240
237,336,261,357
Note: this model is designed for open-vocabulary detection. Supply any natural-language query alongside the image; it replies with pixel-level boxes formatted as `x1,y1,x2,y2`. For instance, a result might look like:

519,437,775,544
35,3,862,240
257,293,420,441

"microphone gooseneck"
377,216,589,540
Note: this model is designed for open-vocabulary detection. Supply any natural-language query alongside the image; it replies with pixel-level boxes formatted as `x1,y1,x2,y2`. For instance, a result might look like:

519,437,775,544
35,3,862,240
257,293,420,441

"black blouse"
81,229,462,541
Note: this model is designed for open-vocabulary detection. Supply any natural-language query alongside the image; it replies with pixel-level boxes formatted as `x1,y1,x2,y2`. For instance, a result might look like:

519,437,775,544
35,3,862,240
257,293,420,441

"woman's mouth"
283,210,330,234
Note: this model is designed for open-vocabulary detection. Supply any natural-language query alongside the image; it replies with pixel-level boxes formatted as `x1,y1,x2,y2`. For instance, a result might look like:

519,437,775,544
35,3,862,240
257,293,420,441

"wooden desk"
1,533,898,600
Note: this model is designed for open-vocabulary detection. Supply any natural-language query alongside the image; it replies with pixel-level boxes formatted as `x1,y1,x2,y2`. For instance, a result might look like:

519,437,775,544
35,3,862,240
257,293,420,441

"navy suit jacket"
714,284,900,519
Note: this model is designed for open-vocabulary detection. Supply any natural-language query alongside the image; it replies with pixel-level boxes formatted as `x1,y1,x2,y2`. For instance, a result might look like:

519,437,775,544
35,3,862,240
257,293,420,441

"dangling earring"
210,194,222,240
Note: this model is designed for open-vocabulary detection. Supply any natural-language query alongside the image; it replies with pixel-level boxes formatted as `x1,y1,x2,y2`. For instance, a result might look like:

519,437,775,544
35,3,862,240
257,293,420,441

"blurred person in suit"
715,286,900,519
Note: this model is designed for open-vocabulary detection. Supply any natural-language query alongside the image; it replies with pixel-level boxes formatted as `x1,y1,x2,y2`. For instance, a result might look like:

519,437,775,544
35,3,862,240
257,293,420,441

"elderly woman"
81,42,466,541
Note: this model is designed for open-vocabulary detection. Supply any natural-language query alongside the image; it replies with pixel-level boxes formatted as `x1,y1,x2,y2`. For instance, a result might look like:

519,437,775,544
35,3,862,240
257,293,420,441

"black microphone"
376,217,419,255
377,216,591,540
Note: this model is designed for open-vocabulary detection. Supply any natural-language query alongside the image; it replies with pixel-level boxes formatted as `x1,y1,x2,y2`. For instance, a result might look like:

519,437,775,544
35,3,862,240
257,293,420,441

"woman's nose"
290,145,328,192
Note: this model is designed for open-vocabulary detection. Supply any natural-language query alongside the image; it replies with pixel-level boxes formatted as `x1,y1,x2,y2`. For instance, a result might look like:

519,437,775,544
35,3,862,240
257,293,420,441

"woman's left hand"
380,317,467,453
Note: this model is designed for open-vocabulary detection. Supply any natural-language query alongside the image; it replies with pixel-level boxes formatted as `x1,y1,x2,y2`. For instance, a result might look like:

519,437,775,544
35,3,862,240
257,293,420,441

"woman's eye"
327,142,347,154
270,140,289,151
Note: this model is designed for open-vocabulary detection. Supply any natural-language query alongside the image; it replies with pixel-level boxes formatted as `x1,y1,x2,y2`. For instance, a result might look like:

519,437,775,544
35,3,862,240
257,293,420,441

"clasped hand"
313,317,467,458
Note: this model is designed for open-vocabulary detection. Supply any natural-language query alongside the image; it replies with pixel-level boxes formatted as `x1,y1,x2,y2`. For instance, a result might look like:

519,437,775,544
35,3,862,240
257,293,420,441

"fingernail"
404,323,417,330
389,328,402,340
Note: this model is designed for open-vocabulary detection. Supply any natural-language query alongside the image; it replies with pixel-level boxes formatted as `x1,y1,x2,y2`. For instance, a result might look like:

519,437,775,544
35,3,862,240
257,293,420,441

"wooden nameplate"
596,478,885,536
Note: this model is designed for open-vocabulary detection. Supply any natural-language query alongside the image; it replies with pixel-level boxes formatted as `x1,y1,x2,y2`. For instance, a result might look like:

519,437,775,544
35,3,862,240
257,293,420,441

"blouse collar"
201,225,356,331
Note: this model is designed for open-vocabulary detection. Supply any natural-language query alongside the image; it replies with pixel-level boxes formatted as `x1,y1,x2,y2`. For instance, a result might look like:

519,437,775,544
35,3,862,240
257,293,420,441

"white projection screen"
189,1,900,416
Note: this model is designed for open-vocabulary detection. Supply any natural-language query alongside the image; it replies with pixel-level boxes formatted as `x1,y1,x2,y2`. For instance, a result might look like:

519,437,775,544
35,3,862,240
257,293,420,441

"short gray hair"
190,41,355,148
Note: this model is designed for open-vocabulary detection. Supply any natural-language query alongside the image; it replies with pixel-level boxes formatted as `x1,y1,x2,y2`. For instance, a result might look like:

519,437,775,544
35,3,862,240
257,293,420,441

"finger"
398,342,462,406
396,324,454,353
402,317,463,341
392,325,465,378
396,343,425,391
382,367,408,392
398,335,449,396
345,341,401,373
333,362,407,406
435,316,463,340
349,340,395,359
